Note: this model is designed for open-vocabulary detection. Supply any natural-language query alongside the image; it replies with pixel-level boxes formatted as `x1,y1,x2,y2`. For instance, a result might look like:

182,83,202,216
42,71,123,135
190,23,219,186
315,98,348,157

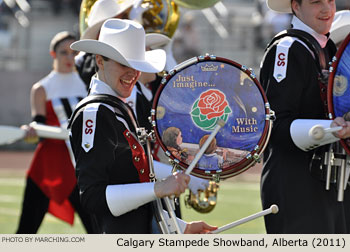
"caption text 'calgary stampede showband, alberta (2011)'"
0,235,348,251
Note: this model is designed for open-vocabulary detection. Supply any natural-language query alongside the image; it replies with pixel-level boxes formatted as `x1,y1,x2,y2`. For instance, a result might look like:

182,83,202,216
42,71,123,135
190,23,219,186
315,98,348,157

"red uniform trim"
123,130,150,183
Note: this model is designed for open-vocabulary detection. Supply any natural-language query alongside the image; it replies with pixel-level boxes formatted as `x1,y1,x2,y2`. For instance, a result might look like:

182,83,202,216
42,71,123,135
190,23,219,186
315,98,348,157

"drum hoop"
327,33,350,155
151,55,271,179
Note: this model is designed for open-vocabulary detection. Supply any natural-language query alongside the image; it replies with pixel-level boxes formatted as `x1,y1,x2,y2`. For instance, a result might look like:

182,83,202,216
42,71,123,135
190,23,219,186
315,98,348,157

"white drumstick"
324,126,343,134
29,122,69,140
185,119,226,175
310,125,343,140
0,122,69,145
211,204,279,234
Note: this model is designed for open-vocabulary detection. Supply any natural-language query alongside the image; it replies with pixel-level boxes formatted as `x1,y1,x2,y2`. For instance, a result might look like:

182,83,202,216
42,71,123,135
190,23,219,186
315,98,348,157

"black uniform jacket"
259,26,347,233
70,92,153,234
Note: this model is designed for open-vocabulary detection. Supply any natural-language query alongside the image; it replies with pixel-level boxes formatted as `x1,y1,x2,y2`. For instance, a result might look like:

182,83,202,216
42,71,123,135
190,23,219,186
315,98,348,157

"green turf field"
0,170,266,234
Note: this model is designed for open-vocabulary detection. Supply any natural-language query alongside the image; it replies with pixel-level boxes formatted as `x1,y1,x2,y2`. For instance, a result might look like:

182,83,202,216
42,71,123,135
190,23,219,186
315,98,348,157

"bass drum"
151,55,274,179
328,33,350,155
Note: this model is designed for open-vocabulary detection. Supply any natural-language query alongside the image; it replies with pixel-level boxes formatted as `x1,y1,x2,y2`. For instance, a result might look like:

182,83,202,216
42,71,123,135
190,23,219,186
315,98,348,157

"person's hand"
184,221,217,234
154,172,190,198
331,117,350,139
21,124,39,143
188,175,209,195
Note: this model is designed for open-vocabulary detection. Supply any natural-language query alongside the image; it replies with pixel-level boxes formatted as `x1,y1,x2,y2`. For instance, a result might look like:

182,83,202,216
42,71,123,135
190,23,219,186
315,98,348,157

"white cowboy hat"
330,10,350,45
266,0,292,13
71,18,166,73
145,33,177,71
145,33,171,49
81,0,137,39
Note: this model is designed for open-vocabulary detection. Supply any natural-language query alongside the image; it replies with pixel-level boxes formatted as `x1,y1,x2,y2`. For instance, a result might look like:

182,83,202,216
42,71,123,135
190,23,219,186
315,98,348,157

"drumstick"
310,125,343,140
323,126,343,134
185,119,226,175
29,122,69,140
0,122,69,145
211,204,279,234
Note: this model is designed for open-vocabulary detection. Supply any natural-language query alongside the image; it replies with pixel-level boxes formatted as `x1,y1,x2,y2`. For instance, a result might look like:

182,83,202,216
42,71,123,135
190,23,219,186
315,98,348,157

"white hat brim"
330,11,350,44
81,20,105,40
267,0,292,13
71,39,166,73
146,33,171,49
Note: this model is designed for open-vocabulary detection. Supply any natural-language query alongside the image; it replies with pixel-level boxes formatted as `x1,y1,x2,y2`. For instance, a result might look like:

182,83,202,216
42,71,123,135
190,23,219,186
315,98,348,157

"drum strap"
265,29,329,116
68,94,139,135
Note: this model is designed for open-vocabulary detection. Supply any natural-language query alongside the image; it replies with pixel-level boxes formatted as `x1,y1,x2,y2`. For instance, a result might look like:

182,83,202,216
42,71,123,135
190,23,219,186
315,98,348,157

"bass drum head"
152,55,271,179
328,33,350,155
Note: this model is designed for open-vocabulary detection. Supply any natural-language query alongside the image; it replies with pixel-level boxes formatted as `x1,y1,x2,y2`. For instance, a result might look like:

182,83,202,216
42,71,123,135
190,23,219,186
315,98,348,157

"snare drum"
328,33,350,155
151,55,274,179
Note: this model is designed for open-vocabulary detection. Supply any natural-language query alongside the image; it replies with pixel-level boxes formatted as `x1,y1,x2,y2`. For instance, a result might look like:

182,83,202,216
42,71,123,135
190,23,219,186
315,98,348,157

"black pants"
16,177,95,233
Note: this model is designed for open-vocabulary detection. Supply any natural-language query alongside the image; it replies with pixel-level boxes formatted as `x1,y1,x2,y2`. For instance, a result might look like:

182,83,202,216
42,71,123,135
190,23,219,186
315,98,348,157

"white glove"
188,175,209,195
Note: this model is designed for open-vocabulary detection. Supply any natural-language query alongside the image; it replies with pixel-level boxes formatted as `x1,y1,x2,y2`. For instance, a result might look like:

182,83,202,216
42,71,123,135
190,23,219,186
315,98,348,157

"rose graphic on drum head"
191,89,232,131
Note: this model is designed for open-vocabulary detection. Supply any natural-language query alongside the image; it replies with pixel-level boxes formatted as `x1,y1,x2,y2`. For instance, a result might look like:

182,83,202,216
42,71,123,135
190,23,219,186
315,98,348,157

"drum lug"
168,69,176,76
266,109,276,121
212,174,221,183
245,152,260,162
198,53,216,61
249,68,256,79
253,153,261,163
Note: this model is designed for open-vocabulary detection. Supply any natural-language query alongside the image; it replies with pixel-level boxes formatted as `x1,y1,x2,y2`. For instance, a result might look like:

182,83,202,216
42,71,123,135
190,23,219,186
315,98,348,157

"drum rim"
328,33,350,155
151,55,271,179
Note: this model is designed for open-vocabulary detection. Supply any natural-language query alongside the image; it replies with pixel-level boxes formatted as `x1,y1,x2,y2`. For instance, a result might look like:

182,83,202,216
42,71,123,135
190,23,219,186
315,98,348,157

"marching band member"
16,31,93,233
69,18,216,234
74,0,209,221
330,9,350,234
260,0,350,233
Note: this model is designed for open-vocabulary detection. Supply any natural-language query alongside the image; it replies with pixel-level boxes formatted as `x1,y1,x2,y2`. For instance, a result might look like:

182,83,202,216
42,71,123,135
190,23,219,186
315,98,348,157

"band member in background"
16,31,93,233
260,0,350,233
330,9,350,234
69,18,216,234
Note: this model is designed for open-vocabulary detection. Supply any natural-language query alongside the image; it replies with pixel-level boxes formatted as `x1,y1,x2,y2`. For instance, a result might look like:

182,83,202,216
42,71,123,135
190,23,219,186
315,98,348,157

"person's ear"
291,0,300,16
50,51,56,59
95,55,104,70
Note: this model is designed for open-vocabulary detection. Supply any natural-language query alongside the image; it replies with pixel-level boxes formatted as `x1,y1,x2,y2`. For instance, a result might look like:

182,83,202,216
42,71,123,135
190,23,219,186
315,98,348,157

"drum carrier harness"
264,29,350,200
